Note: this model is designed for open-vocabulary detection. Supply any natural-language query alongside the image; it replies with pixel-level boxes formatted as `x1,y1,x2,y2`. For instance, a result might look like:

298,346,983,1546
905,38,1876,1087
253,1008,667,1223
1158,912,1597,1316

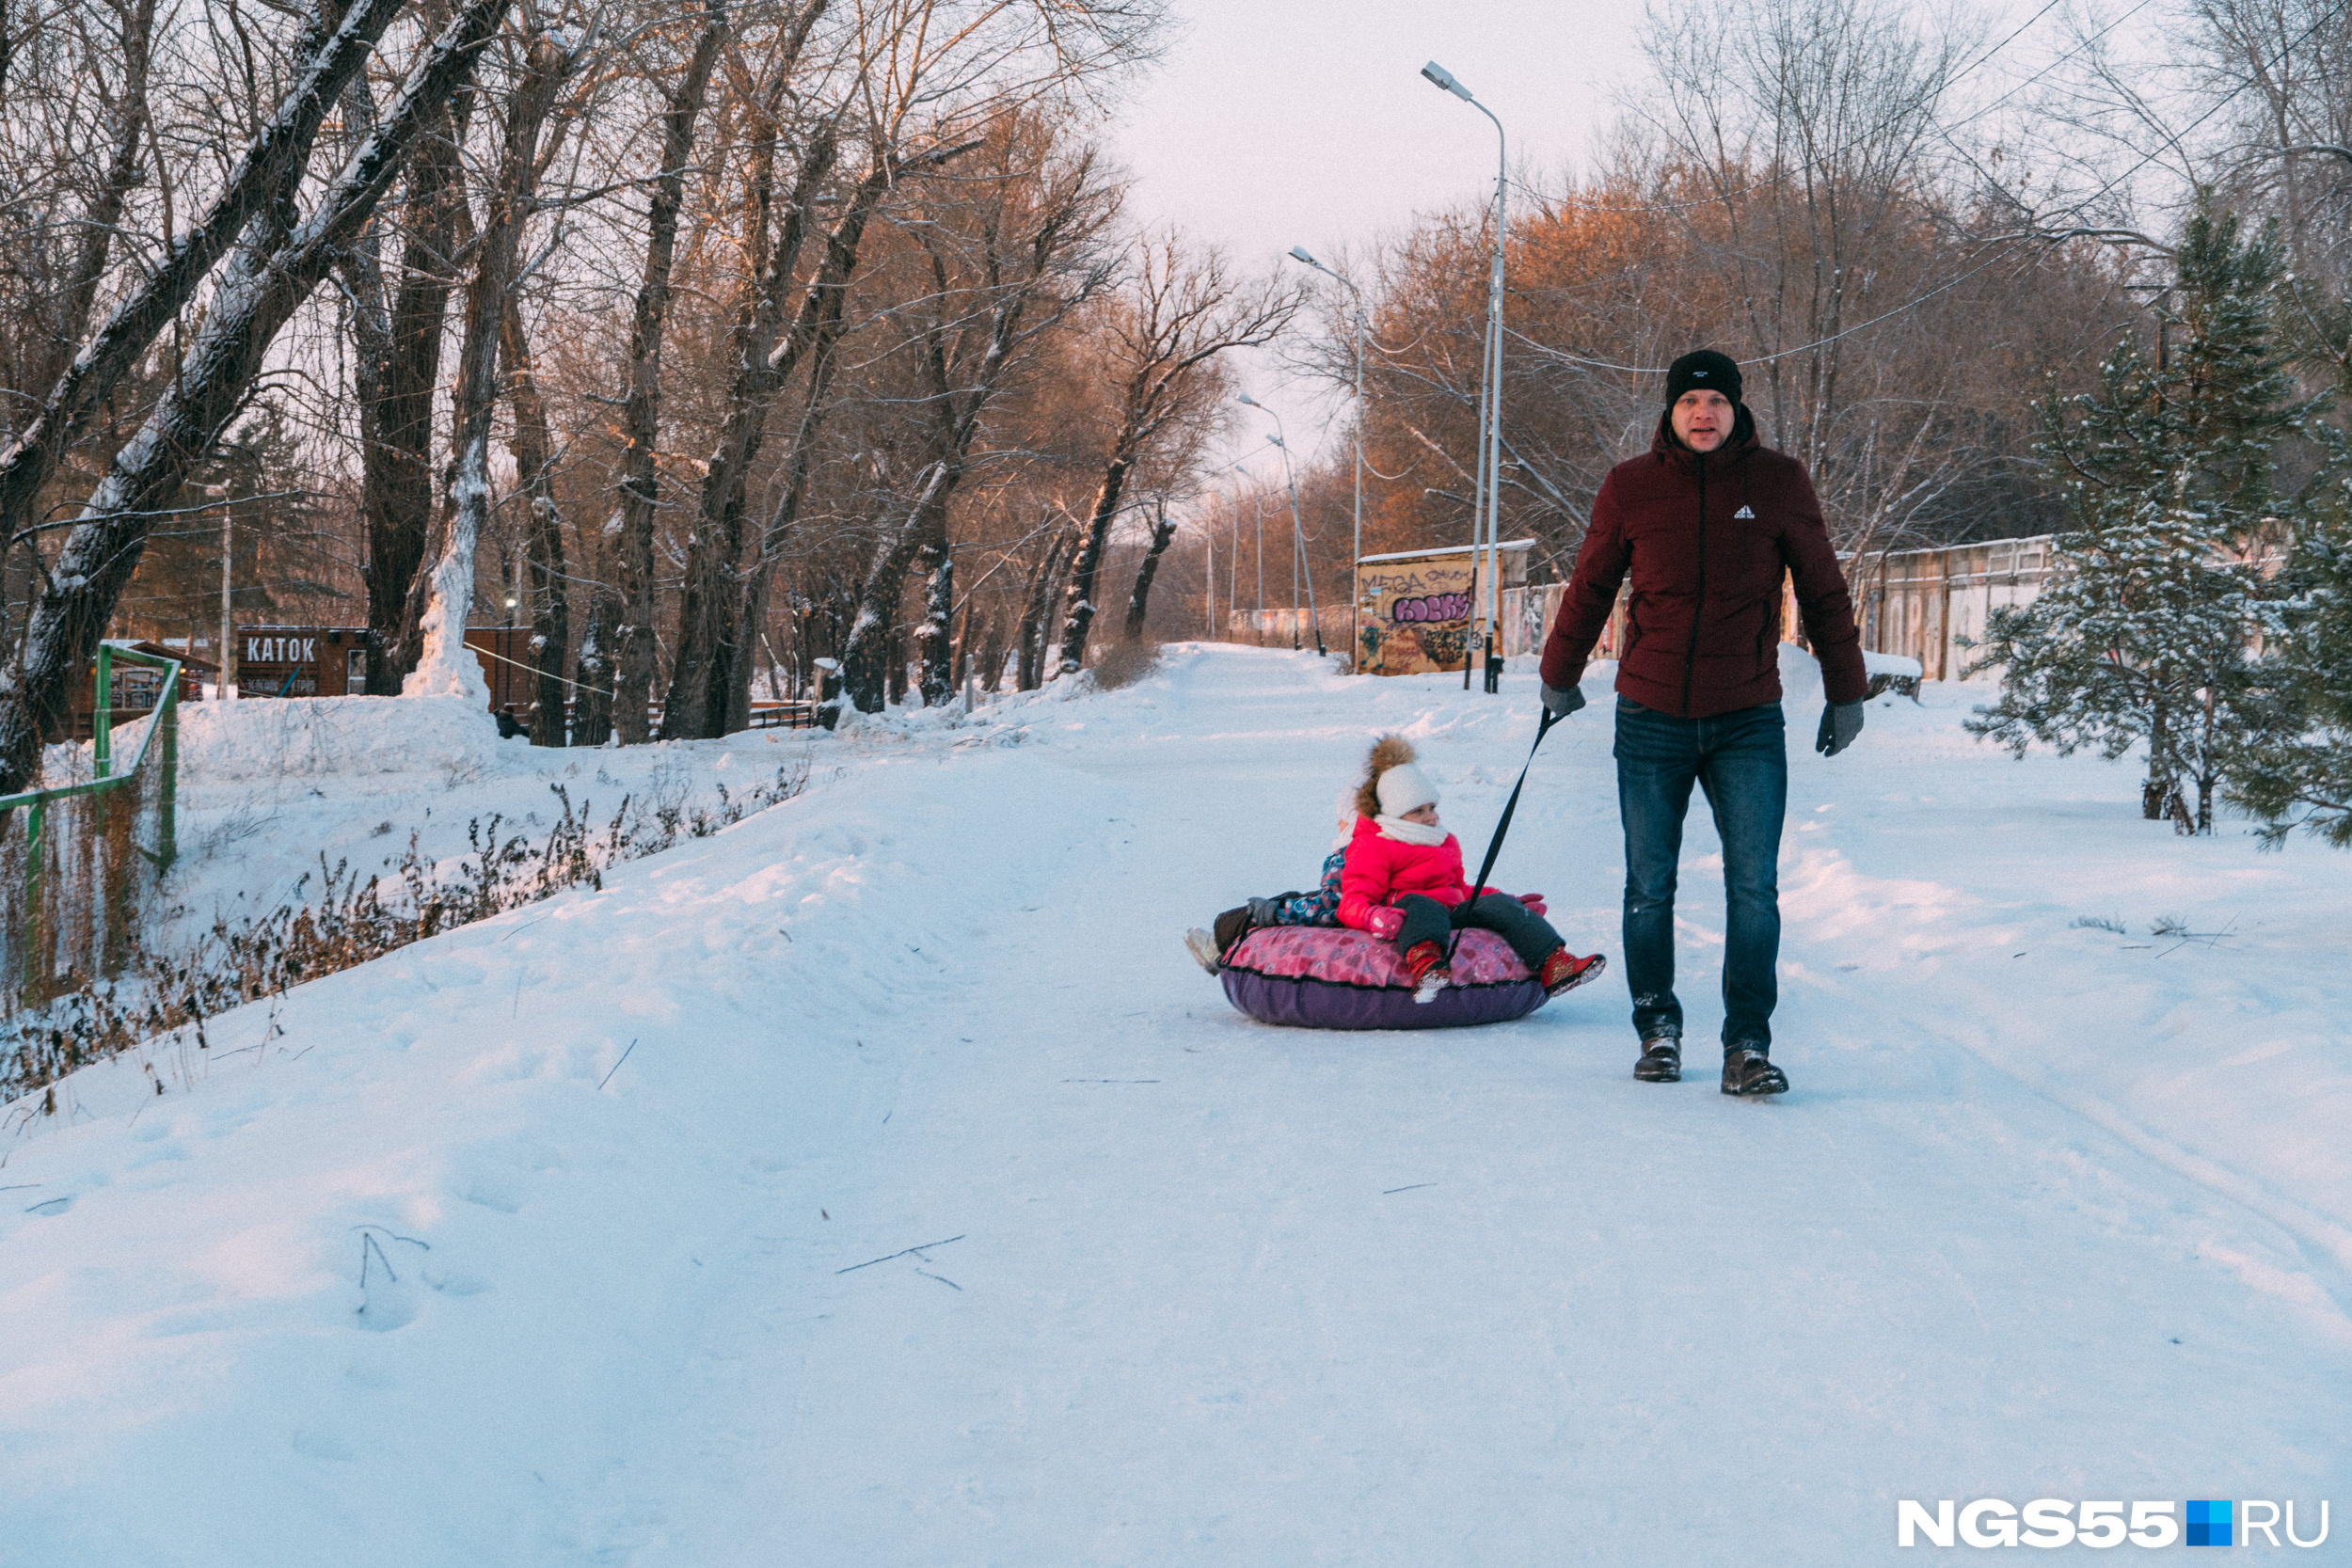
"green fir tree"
1966,200,2312,833
2222,481,2352,845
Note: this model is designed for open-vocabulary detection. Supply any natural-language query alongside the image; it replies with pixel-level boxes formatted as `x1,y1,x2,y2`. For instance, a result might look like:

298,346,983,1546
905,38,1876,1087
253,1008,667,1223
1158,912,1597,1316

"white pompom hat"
1375,761,1438,816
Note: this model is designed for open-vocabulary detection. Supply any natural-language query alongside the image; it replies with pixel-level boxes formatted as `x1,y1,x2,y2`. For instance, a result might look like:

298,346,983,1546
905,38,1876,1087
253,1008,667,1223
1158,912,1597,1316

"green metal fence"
1,645,181,1004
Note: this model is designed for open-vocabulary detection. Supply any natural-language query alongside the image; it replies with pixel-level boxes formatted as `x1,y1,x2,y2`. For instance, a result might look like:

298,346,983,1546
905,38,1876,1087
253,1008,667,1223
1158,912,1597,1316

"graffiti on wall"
1357,555,1481,676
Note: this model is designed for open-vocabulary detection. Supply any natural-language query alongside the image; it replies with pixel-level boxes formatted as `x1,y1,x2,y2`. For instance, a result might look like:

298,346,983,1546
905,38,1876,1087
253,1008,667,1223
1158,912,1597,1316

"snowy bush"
1089,637,1158,690
0,765,807,1106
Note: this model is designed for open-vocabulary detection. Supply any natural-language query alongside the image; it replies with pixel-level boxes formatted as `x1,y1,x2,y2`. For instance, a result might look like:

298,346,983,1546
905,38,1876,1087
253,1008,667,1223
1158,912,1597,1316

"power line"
1533,0,2141,220
1495,4,2330,377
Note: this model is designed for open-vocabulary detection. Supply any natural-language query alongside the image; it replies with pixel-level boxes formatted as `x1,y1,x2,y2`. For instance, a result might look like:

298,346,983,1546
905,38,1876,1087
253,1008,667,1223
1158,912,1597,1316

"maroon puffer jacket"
1540,414,1867,718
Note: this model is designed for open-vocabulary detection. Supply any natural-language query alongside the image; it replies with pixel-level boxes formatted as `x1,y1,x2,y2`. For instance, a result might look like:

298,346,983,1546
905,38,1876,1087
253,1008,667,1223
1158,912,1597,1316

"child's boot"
1402,940,1451,1004
1536,947,1607,997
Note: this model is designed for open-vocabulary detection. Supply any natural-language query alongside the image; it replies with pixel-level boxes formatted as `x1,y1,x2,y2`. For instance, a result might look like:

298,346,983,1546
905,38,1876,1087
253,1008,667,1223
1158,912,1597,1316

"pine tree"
2223,483,2352,845
1966,200,2311,832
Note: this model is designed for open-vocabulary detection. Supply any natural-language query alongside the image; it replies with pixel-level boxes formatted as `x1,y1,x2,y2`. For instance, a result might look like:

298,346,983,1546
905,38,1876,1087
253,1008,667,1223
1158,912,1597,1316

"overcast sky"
1102,0,1652,467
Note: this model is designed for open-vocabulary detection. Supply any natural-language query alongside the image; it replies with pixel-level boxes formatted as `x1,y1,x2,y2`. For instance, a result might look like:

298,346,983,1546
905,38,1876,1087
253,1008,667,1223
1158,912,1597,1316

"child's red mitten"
1518,892,1549,917
1366,906,1405,940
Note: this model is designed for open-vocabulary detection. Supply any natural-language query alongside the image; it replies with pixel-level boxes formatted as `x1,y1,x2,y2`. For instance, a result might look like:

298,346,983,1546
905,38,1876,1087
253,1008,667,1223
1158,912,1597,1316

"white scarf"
1375,815,1450,847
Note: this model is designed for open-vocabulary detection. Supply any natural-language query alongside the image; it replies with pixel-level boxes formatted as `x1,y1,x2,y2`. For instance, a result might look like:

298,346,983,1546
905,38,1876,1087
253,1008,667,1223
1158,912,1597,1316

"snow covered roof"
1356,540,1537,566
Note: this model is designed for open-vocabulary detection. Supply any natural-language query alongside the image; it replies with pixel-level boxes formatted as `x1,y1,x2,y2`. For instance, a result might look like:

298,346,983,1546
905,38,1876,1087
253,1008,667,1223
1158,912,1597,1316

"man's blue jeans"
1613,697,1788,1049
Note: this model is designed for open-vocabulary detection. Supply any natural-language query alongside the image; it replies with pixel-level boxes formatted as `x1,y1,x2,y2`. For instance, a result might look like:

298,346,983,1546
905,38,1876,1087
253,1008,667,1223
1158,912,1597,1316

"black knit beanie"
1664,349,1741,408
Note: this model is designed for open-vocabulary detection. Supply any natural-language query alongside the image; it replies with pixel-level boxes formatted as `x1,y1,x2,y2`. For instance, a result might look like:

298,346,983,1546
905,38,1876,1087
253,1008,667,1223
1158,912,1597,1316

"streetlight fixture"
1287,245,1365,672
1237,394,1327,657
1419,60,1472,100
1422,59,1508,694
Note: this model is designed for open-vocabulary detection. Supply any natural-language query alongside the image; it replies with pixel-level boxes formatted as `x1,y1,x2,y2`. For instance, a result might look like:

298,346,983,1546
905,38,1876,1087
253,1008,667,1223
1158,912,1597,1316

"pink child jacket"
1338,815,1477,931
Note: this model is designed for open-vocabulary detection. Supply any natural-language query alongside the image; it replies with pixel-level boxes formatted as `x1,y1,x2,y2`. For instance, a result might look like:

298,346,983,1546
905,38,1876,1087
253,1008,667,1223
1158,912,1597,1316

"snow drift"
117,692,506,783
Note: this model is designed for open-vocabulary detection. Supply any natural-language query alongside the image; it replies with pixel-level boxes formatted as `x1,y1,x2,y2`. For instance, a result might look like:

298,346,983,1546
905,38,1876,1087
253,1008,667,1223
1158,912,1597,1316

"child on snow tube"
1342,736,1605,1004
1183,794,1355,974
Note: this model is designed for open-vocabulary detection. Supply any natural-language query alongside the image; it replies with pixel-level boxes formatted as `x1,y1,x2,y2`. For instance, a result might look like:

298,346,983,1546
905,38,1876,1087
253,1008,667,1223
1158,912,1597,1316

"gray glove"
1247,895,1280,927
1816,701,1864,757
1540,682,1587,720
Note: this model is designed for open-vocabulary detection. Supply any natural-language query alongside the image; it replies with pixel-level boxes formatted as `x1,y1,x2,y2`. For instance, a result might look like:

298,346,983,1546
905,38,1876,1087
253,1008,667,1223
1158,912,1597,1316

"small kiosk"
69,641,212,739
234,626,371,698
230,626,532,714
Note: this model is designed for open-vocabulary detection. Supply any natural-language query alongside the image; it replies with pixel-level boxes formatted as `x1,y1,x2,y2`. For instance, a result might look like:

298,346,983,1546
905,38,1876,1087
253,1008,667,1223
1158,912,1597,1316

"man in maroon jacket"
1538,350,1868,1097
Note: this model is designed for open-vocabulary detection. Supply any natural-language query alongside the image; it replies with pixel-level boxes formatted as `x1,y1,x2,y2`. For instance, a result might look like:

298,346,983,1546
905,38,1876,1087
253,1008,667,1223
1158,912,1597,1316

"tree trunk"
915,546,953,705
658,116,840,739
1122,500,1176,640
0,0,510,795
569,592,615,746
402,29,565,702
609,4,730,744
951,599,975,688
841,460,954,712
501,299,568,745
1016,531,1073,691
721,267,858,732
363,86,471,691
2142,698,2174,820
976,612,1006,691
1054,451,1129,675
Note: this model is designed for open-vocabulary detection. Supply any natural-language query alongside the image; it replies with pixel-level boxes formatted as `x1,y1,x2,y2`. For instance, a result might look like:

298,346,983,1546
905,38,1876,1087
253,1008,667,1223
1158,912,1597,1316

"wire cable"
1533,0,2095,219
1494,5,2329,376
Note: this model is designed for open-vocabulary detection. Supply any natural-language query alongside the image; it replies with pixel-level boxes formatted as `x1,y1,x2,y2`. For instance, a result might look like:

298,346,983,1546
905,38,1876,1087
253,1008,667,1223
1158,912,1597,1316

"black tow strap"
1446,705,1561,962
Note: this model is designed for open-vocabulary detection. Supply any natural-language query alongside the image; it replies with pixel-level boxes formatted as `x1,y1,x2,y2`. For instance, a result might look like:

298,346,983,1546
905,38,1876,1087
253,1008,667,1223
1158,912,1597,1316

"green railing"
1,645,181,1001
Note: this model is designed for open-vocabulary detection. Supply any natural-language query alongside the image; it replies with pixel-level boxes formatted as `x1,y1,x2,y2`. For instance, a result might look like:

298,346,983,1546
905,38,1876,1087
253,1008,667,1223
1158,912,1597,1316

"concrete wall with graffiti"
1356,554,1479,675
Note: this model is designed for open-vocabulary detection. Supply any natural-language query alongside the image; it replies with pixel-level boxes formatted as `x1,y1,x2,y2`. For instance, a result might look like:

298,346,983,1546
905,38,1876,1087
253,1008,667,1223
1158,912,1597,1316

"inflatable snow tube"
1218,926,1549,1030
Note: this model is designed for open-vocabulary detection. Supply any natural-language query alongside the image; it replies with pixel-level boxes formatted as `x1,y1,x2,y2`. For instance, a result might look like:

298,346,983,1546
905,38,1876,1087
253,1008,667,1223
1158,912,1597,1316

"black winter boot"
1721,1046,1788,1097
1633,1034,1681,1083
1212,906,1254,957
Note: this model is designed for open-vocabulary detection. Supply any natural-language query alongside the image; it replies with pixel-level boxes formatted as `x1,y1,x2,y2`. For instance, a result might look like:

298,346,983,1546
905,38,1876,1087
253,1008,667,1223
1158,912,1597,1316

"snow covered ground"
2,645,2345,1564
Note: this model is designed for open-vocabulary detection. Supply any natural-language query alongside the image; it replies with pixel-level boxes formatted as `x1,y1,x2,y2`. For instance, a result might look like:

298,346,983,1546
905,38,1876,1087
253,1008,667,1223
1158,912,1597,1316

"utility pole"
1203,507,1216,641
1238,396,1325,657
217,504,237,700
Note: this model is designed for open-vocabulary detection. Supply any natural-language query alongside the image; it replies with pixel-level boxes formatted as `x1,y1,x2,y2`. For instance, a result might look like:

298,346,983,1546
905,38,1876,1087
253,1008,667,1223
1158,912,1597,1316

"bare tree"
501,296,567,743
0,0,513,795
592,1,730,744
1052,232,1297,675
1014,520,1075,690
355,53,476,692
1120,496,1174,640
635,0,845,742
0,0,410,552
1634,0,1982,546
836,117,1119,713
404,24,580,697
719,202,868,730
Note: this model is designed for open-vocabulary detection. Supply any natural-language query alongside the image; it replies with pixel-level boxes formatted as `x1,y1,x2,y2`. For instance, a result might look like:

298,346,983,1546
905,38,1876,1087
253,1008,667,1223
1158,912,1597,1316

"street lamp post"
1238,395,1327,657
1287,245,1365,672
1422,60,1508,694
1214,458,1257,643
1202,506,1216,641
